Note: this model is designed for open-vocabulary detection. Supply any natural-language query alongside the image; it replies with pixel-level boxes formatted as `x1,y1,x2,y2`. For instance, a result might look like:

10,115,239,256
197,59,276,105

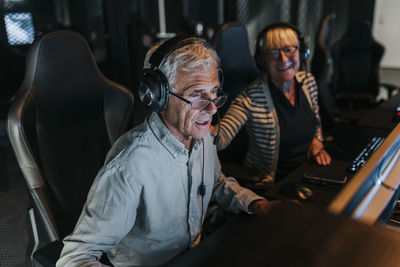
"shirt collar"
148,113,202,160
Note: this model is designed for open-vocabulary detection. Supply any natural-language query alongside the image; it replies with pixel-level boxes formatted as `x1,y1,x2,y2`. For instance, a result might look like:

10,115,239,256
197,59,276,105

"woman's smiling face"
262,27,300,86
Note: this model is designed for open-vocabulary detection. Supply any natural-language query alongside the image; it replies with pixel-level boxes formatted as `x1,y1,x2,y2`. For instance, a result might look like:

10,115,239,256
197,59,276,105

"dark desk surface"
264,123,391,205
169,203,400,267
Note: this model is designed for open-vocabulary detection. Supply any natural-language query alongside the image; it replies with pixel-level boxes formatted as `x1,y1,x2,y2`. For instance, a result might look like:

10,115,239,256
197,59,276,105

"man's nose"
203,94,217,114
206,101,217,114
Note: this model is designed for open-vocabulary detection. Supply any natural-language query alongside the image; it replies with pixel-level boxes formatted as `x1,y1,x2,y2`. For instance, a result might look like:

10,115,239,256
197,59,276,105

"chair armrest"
33,240,64,267
380,83,400,97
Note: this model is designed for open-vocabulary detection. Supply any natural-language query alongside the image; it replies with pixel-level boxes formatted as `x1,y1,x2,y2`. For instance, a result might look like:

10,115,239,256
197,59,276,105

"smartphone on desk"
303,159,348,186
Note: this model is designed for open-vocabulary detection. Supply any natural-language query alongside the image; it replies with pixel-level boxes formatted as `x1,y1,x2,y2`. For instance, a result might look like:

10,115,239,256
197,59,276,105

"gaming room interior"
1,0,400,266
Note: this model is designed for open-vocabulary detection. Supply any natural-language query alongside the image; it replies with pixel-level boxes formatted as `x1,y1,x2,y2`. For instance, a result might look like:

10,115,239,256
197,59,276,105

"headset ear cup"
254,49,264,71
157,69,170,111
299,42,310,62
138,69,170,112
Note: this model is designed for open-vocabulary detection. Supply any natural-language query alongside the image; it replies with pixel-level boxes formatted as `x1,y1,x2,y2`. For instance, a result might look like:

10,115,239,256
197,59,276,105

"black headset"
138,35,223,112
254,22,310,70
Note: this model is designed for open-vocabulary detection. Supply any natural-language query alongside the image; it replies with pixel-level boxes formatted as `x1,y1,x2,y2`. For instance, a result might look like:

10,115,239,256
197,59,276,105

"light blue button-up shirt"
57,113,264,267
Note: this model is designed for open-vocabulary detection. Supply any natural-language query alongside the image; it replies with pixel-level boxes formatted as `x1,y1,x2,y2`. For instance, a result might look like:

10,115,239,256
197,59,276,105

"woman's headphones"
254,22,310,70
138,35,223,112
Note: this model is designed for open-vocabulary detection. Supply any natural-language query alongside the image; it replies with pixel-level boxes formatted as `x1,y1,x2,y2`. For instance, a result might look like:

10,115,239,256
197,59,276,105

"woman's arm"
215,92,250,150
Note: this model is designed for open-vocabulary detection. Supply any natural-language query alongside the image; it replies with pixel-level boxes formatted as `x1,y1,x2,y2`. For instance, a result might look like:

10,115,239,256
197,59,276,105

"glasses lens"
214,95,228,108
269,50,280,58
192,100,210,110
191,95,228,110
283,46,297,54
268,46,297,58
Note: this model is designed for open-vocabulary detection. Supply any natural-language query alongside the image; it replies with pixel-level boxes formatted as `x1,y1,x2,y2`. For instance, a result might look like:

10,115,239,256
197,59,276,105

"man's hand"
248,199,281,216
307,137,331,166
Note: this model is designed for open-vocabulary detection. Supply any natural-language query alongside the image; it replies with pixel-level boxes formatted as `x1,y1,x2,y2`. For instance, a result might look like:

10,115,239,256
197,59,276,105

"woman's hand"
308,137,331,166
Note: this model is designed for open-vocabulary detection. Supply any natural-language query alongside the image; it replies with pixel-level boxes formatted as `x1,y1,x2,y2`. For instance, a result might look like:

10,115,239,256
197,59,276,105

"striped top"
217,71,323,186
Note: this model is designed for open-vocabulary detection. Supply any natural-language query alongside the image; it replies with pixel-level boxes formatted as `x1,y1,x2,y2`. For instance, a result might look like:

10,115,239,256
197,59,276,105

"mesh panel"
4,12,35,45
279,0,290,22
236,0,249,23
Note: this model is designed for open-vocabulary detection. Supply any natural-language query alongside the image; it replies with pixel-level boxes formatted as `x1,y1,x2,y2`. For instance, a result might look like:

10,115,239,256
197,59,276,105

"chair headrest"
23,30,105,99
213,22,258,73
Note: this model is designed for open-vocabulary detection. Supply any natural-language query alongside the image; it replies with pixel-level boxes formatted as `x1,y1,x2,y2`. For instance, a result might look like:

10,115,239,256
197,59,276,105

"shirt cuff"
244,195,266,214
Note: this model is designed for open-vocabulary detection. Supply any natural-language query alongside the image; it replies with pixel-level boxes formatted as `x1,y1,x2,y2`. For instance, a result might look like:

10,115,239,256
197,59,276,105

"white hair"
144,39,220,92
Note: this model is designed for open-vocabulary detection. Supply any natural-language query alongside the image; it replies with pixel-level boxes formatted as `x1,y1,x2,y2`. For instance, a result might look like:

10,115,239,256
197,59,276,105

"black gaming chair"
212,22,262,186
331,21,396,110
213,22,260,116
7,30,134,266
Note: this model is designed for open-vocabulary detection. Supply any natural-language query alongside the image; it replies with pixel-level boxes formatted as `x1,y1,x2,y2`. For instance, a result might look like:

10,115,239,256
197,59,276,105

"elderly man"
56,36,276,267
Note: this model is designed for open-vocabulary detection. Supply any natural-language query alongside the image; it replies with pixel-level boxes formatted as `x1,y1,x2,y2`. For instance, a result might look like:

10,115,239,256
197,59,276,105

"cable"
199,141,206,240
213,111,221,146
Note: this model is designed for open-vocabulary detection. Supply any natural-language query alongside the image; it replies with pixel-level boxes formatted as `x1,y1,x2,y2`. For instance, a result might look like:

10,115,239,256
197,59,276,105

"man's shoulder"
105,121,156,166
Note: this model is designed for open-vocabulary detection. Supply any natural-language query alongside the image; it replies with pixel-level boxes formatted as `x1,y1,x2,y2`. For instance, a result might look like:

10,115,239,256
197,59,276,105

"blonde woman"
215,22,331,189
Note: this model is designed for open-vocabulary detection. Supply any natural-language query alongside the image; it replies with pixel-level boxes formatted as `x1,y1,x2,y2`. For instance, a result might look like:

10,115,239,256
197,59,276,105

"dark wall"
0,0,378,121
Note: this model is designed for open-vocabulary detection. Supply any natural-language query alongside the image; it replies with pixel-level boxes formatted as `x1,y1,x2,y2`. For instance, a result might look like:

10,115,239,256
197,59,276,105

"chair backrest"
212,22,260,164
213,21,260,115
311,14,333,83
311,14,336,130
331,21,384,107
7,30,134,241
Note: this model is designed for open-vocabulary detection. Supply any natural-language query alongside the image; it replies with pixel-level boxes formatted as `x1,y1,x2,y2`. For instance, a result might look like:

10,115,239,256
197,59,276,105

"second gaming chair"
213,22,260,115
331,21,395,110
311,14,336,131
212,22,262,186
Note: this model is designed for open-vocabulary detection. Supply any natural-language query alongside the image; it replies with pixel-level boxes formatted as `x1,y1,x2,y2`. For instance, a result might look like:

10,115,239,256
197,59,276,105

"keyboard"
347,136,385,173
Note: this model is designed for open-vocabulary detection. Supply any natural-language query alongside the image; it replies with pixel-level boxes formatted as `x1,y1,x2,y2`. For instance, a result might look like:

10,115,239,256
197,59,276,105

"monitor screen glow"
4,12,35,46
329,123,400,225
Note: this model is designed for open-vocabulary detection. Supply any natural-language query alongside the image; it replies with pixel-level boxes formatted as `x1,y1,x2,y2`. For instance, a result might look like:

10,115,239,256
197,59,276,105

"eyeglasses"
170,92,228,110
266,46,298,58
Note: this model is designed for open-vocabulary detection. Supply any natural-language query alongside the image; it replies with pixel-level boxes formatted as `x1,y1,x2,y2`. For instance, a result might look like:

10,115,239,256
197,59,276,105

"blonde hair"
264,27,299,50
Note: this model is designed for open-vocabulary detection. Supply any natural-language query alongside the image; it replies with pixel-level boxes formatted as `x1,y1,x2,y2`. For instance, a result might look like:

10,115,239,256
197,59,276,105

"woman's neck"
271,78,296,106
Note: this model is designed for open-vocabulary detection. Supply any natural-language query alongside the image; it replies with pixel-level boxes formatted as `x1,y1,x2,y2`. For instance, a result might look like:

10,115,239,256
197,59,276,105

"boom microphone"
213,111,221,146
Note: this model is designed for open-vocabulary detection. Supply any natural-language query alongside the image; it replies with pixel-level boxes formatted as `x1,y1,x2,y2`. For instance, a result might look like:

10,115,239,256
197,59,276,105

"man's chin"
191,129,209,140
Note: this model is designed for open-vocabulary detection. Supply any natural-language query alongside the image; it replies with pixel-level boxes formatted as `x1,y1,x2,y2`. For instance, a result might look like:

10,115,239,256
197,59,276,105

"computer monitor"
4,12,35,46
329,122,400,225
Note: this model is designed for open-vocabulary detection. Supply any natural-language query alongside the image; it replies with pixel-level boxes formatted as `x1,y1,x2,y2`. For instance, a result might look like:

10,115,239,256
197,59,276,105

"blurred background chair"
212,22,260,168
311,14,336,132
7,30,134,266
331,21,397,112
